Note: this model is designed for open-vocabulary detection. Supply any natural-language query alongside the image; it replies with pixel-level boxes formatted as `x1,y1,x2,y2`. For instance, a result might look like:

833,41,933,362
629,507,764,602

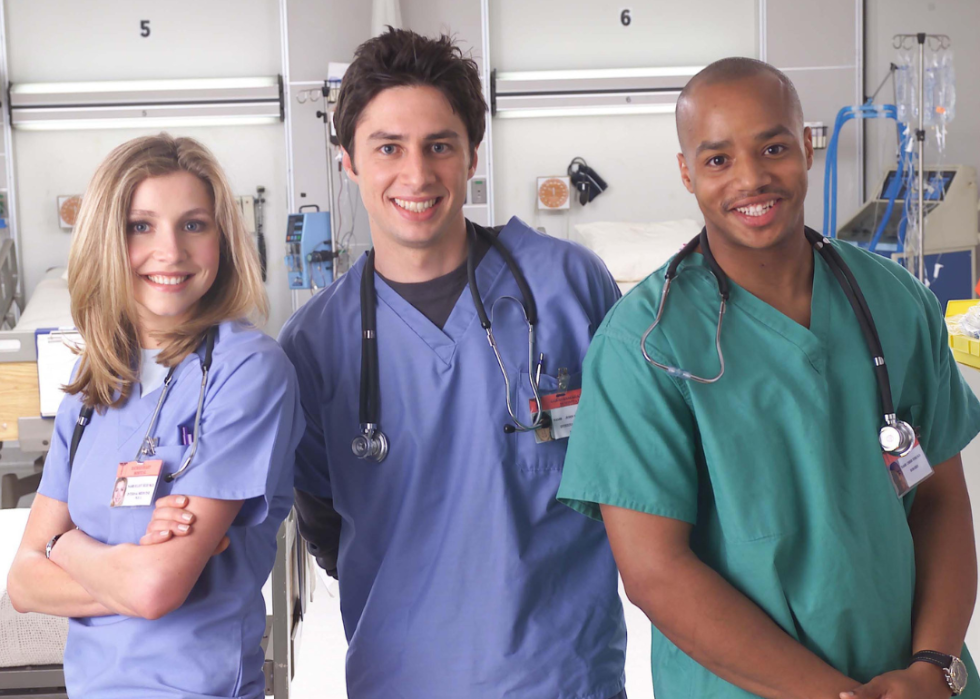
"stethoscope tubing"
355,221,545,459
642,226,910,453
69,326,217,480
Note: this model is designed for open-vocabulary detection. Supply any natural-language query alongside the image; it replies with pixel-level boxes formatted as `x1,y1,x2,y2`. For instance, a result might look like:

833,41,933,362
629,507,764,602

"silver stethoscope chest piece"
879,418,916,456
353,221,543,462
352,424,388,462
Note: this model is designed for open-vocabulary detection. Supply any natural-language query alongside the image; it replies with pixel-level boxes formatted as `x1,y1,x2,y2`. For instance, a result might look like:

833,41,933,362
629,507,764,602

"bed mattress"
16,268,73,332
0,508,67,667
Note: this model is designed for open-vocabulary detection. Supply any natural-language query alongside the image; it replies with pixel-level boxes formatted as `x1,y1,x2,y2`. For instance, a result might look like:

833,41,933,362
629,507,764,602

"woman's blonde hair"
65,133,267,408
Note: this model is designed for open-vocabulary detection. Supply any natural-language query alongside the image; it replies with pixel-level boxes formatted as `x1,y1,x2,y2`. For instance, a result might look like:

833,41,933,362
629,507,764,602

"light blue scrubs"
279,217,627,699
38,321,305,699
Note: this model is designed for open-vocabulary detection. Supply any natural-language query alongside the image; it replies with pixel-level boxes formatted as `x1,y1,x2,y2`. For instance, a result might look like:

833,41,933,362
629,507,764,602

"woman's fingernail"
181,513,193,522
176,496,187,506
158,530,170,537
178,524,190,532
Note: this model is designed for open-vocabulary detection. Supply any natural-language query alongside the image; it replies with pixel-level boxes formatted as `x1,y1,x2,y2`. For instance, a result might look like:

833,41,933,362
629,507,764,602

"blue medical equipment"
836,164,979,308
284,206,333,290
822,101,907,252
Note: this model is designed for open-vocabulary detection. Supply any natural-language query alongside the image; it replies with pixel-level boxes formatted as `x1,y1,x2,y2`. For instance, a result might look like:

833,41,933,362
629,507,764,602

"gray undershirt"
378,228,493,330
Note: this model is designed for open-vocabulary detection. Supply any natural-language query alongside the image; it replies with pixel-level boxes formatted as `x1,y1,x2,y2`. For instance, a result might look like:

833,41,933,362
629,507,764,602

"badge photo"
883,438,934,498
111,459,163,507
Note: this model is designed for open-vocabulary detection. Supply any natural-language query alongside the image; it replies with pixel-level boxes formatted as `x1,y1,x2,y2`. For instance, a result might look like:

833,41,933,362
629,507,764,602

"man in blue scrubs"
278,29,626,698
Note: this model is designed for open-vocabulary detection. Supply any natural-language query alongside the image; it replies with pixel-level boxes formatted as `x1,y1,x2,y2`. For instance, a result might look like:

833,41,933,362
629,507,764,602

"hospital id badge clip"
529,388,581,444
110,460,163,507
883,438,934,498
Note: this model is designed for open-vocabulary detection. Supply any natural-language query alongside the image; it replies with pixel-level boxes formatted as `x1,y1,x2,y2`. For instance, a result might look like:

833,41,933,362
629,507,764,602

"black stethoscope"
68,327,218,476
351,221,546,462
641,226,917,457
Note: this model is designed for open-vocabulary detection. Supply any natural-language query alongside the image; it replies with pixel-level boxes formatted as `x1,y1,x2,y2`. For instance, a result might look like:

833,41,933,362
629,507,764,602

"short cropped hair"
676,57,803,140
334,28,487,162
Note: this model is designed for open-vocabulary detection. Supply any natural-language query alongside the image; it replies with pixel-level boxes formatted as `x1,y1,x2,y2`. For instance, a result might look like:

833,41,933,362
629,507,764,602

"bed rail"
0,238,19,330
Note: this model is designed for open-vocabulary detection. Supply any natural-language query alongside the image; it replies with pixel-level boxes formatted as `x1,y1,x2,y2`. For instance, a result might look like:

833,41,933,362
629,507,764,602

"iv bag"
940,49,956,123
924,51,940,127
894,49,916,124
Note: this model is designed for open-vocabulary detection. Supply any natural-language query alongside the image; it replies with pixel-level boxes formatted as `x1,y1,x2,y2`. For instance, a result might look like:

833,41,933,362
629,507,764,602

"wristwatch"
911,650,969,696
45,533,65,560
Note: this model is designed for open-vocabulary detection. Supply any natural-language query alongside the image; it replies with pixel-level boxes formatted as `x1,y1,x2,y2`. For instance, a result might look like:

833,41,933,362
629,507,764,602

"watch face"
949,657,968,693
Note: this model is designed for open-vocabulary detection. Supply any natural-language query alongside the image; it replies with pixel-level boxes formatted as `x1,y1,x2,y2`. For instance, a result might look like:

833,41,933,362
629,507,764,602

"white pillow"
573,219,702,283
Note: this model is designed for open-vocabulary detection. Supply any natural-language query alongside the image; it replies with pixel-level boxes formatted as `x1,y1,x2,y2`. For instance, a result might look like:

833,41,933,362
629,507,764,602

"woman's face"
112,479,127,505
127,171,221,347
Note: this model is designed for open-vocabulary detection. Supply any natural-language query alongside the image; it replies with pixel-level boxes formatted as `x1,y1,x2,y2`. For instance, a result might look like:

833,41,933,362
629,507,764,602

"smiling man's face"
343,84,477,254
676,72,813,252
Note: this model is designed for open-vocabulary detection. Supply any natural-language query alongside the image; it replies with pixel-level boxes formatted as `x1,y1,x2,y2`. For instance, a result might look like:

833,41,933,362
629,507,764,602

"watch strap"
912,650,953,668
911,651,964,696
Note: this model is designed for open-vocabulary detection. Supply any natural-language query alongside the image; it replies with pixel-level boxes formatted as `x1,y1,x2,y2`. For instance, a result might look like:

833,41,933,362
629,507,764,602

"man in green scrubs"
558,57,980,699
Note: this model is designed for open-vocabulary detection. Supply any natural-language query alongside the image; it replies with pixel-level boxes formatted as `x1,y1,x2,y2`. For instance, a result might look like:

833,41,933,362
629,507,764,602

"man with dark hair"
279,29,627,698
559,57,980,698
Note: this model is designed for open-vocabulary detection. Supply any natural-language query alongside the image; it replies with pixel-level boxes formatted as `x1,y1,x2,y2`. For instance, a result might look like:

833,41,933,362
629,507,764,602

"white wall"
489,0,758,237
5,0,295,334
6,0,280,81
488,0,864,243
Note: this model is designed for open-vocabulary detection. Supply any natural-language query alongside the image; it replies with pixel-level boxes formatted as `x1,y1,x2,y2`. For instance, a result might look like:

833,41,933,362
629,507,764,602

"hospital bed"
570,218,703,293
0,241,310,698
0,240,70,490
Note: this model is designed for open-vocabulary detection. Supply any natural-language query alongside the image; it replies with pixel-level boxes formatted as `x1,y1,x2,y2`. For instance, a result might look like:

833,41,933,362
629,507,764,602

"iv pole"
893,32,951,283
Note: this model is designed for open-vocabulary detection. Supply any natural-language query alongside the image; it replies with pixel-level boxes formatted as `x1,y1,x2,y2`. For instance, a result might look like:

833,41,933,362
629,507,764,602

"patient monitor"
284,208,333,290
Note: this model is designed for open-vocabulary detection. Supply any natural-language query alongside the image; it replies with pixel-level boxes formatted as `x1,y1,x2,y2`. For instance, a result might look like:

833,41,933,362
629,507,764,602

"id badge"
110,460,163,507
529,389,581,444
883,439,934,498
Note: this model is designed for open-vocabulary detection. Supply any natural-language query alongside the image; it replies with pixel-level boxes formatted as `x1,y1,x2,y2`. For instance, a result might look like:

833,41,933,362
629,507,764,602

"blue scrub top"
38,321,305,699
279,218,628,699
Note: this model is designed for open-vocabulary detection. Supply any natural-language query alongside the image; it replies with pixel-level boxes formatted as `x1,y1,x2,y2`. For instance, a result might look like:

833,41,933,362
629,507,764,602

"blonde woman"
7,134,304,698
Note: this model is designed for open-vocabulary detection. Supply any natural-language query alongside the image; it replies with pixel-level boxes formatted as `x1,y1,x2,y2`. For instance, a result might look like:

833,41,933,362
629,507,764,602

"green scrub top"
558,239,980,698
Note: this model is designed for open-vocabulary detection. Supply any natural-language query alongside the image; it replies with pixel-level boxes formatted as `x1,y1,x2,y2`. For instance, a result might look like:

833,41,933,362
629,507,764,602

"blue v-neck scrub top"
279,218,628,699
38,321,305,699
558,240,980,698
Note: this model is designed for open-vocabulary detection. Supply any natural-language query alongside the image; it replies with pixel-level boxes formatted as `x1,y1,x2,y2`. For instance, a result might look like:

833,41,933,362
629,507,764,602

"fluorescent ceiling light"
495,103,677,119
11,77,278,95
495,66,703,82
492,66,700,119
9,76,282,131
15,115,282,131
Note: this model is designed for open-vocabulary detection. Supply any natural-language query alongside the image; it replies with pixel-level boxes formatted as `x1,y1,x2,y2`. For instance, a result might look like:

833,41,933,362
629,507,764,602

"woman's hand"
140,495,230,556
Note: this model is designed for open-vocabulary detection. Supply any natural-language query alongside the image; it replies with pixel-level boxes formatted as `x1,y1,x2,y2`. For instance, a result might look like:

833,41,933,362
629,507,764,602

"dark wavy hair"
334,28,487,166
